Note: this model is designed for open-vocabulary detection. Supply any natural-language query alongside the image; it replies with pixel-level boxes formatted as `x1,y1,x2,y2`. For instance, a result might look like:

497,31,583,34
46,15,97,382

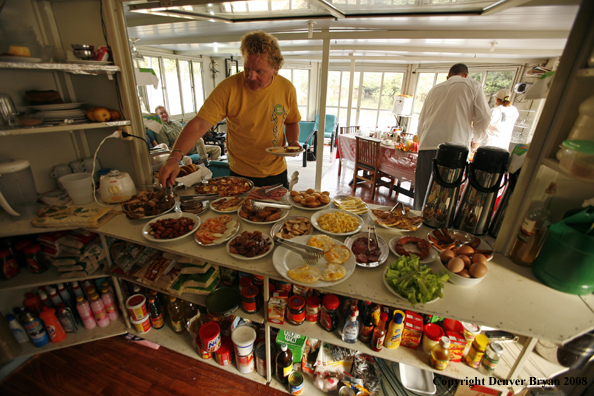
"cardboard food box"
447,331,467,363
401,310,423,350
268,291,289,325
276,329,307,364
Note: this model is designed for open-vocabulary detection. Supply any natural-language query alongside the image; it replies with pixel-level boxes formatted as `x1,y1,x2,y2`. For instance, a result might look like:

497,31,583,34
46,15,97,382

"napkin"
176,166,213,188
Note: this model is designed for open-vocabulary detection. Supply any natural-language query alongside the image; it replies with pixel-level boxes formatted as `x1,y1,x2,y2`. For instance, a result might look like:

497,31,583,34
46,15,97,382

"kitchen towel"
31,205,121,228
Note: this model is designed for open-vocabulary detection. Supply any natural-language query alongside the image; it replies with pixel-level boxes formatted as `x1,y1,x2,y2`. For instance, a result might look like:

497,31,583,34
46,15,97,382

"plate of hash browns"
369,206,424,231
194,176,254,197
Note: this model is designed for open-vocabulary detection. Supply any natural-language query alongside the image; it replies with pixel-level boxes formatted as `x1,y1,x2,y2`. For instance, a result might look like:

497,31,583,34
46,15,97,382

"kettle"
0,159,39,217
453,146,509,235
99,169,137,204
422,143,469,229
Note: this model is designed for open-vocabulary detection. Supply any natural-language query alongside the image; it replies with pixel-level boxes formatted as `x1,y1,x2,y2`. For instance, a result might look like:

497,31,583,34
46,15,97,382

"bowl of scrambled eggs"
310,209,364,236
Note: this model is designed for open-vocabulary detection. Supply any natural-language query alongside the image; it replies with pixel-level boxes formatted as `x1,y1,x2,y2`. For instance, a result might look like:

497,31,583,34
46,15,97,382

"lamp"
129,38,145,62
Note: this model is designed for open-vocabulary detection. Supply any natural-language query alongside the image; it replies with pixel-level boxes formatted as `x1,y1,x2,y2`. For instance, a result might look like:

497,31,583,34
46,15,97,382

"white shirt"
482,105,519,151
417,76,491,151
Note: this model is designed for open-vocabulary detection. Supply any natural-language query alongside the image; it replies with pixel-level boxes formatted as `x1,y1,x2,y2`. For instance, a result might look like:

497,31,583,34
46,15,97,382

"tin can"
199,321,221,352
215,337,232,366
199,345,212,359
130,315,151,334
288,371,304,395
255,342,267,377
236,351,254,373
125,294,147,321
479,342,504,375
339,386,356,396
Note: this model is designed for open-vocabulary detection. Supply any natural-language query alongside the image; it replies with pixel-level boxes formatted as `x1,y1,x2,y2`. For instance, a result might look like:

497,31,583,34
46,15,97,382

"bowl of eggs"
439,245,489,286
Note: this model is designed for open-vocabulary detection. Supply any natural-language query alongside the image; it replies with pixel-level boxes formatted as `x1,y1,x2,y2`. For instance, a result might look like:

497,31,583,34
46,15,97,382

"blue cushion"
298,121,316,144
314,114,337,138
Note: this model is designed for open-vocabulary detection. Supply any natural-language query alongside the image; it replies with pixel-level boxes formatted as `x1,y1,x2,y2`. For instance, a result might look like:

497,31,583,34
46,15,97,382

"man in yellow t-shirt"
159,30,301,189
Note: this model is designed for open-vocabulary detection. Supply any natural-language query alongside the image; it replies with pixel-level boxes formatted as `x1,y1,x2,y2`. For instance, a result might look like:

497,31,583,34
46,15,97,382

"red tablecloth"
336,134,418,185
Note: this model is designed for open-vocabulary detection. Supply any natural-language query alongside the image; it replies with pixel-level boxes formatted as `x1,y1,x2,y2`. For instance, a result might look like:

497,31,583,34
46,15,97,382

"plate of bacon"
227,231,274,260
369,206,424,231
211,196,246,213
247,184,288,201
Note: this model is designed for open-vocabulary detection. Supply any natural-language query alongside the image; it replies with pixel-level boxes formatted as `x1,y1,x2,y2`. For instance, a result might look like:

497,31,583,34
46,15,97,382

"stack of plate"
29,103,87,124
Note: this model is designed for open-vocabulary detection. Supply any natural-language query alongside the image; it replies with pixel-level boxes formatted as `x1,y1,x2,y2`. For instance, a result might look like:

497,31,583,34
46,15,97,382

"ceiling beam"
137,30,569,46
282,54,550,64
481,0,534,16
305,0,345,19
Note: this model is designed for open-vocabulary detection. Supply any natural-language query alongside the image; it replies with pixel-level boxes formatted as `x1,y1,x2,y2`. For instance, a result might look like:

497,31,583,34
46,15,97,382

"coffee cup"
69,160,85,173
51,164,72,189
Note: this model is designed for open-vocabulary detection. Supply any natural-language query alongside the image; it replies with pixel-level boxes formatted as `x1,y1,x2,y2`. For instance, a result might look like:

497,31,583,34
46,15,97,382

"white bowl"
439,260,487,287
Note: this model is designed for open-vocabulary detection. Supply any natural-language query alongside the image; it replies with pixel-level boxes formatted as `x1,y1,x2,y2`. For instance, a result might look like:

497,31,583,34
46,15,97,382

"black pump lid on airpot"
435,143,469,169
472,146,510,173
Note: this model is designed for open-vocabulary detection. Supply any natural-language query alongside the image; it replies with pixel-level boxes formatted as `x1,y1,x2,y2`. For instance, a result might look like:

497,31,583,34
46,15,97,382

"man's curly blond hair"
240,30,284,72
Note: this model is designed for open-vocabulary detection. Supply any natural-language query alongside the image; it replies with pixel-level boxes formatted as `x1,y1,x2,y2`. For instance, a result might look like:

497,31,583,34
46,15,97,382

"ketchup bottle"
38,306,66,343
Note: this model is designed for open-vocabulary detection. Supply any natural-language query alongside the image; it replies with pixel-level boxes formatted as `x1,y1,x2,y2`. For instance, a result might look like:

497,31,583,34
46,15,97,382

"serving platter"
382,267,440,305
237,206,289,225
270,216,313,239
344,232,390,268
142,212,200,243
195,217,240,246
310,209,364,236
284,191,332,211
369,205,423,231
210,196,246,213
427,228,493,260
194,176,254,197
226,233,274,260
389,236,438,264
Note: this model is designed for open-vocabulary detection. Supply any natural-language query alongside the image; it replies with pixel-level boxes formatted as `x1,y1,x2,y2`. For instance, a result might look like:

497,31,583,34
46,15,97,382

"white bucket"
59,173,93,205
231,325,257,356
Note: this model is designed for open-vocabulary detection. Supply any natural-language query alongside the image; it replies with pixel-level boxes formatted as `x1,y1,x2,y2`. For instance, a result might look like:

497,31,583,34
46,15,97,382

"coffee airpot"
453,146,510,235
422,143,469,229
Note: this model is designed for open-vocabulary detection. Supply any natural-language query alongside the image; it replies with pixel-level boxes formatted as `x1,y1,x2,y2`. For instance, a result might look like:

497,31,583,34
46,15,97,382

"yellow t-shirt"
197,73,301,178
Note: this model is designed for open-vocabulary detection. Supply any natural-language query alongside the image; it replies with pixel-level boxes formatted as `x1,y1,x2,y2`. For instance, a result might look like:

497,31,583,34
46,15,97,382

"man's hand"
158,159,181,188
288,140,301,148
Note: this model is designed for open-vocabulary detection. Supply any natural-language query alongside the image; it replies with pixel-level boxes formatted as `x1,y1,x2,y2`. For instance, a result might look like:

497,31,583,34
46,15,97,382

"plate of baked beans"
142,212,201,242
287,189,332,210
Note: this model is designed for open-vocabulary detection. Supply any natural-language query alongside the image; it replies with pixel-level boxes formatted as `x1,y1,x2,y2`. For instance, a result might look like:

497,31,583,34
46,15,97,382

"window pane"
293,69,309,107
327,71,341,106
350,109,357,126
278,69,291,79
380,72,404,109
340,72,350,107
360,72,382,109
298,106,307,120
359,109,377,129
413,73,436,114
179,60,193,115
337,107,349,127
436,73,447,85
163,58,182,116
144,57,164,113
351,72,360,107
378,112,395,130
193,61,204,110
469,72,483,84
484,70,515,107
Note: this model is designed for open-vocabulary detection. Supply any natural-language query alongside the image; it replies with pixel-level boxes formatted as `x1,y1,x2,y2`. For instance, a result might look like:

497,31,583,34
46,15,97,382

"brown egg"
440,249,455,263
472,253,488,265
458,254,472,269
447,257,465,273
469,262,488,278
458,269,472,278
456,245,474,256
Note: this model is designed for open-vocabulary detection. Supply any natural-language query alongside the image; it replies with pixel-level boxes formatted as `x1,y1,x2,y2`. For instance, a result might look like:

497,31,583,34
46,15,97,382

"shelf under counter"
17,315,128,358
0,265,114,291
0,120,131,136
0,61,120,74
92,203,594,344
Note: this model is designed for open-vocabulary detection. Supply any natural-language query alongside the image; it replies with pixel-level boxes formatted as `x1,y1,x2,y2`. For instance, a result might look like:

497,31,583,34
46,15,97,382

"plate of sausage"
389,236,438,264
237,199,289,224
344,232,389,268
142,213,201,243
226,231,274,260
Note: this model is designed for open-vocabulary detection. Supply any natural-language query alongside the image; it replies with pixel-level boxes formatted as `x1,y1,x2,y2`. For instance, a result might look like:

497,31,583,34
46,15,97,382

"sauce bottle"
148,297,165,329
275,343,293,385
371,312,388,352
359,301,374,343
430,336,451,370
39,306,66,343
384,310,405,349
167,297,186,334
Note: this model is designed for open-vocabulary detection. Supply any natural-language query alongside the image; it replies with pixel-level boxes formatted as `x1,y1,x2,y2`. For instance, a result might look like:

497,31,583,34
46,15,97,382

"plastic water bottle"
46,286,64,307
76,296,97,330
56,283,74,308
101,287,119,321
89,292,110,327
71,281,85,299
6,314,29,343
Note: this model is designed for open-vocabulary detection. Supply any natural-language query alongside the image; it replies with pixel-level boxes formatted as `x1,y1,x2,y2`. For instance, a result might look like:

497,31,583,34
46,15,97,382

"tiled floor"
287,144,415,207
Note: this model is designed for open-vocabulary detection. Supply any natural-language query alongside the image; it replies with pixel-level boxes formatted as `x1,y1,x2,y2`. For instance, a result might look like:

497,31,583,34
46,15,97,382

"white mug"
51,164,72,190
69,160,85,173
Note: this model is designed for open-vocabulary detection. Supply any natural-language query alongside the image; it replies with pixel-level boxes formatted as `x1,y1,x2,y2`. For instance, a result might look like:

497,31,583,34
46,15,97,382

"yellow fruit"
94,107,111,122
86,108,97,121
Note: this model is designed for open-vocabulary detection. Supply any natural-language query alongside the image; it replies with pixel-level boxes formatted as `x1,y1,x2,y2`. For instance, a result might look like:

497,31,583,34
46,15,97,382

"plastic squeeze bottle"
71,281,85,299
371,312,389,352
384,310,405,349
101,287,119,321
76,296,97,330
6,314,29,343
46,286,64,307
88,292,110,327
56,283,74,308
39,306,66,343
342,308,359,343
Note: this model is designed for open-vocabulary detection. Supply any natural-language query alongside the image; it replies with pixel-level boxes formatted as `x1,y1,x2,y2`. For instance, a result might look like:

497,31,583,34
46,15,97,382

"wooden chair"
337,126,360,175
352,136,395,201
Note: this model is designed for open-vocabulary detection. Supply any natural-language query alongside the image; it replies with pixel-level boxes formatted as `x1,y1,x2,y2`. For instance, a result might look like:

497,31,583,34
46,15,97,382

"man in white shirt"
413,64,491,210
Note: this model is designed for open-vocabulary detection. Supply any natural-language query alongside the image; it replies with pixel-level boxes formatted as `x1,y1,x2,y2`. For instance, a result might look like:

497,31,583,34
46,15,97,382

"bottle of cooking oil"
167,296,186,334
429,336,451,370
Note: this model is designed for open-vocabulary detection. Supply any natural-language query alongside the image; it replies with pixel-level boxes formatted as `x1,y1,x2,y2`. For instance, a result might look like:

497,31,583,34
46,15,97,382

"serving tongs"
252,200,293,213
180,193,219,202
262,183,284,194
367,225,378,252
389,202,406,216
273,237,324,265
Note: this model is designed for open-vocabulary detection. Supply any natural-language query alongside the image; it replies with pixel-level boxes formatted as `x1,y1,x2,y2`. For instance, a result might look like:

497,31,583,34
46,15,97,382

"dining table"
335,133,418,196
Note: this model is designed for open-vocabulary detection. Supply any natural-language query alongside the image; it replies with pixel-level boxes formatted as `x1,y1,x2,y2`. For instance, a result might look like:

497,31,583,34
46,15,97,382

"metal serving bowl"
73,49,94,60
71,44,94,51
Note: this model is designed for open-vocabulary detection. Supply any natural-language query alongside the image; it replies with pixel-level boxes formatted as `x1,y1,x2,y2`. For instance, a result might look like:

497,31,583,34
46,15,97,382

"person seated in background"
154,105,221,162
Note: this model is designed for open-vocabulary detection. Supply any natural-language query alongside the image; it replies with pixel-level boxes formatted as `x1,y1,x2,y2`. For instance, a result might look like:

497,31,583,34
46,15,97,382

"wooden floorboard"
0,336,288,396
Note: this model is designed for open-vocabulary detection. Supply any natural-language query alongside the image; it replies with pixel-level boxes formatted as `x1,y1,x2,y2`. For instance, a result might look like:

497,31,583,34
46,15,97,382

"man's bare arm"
285,122,300,147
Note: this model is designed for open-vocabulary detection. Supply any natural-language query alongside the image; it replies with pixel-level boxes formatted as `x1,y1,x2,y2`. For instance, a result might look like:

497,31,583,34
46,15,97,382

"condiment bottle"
385,310,405,349
319,294,339,332
23,244,49,274
148,296,165,329
182,300,199,326
275,343,293,385
371,312,389,352
241,285,260,314
342,308,359,344
239,276,252,292
479,342,504,375
39,306,67,343
430,336,451,370
76,295,97,330
359,301,374,343
286,295,306,326
465,334,490,368
88,292,110,328
305,296,320,323
167,296,186,334
422,323,445,354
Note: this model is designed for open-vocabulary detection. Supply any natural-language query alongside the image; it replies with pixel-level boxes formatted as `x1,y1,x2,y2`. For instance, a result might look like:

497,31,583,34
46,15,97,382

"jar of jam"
241,285,259,313
252,275,264,288
23,244,49,274
319,294,339,332
239,276,252,292
0,248,20,280
287,295,306,326
306,296,320,323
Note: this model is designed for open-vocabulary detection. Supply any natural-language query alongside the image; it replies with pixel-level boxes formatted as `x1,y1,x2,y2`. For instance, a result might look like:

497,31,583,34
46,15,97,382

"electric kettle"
0,159,39,217
453,146,509,235
422,143,469,229
99,169,137,204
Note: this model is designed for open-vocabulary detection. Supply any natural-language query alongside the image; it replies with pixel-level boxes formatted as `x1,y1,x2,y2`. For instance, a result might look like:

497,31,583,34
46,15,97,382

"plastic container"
101,287,119,320
76,295,97,329
56,304,78,333
235,351,254,373
126,294,147,321
6,314,28,343
215,336,232,366
559,140,594,181
0,313,22,364
423,323,445,354
239,276,252,291
89,293,110,327
130,315,151,333
231,325,257,356
443,318,464,334
385,310,405,349
39,306,66,343
465,334,490,368
461,322,482,356
199,321,221,352
59,173,93,204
